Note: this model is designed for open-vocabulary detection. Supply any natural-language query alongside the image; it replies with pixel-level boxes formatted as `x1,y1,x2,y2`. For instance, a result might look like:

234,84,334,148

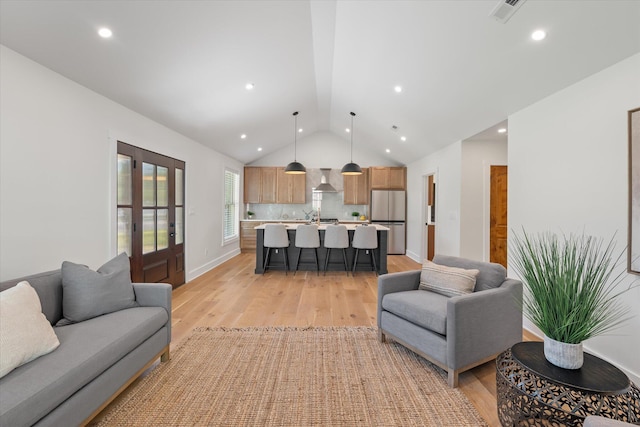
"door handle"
170,233,175,237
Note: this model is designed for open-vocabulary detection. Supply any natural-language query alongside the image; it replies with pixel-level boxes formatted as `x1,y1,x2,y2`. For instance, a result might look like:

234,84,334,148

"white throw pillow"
419,260,479,298
0,281,60,378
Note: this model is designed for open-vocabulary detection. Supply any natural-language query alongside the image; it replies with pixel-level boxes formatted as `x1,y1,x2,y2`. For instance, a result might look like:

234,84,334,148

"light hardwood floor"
96,253,534,426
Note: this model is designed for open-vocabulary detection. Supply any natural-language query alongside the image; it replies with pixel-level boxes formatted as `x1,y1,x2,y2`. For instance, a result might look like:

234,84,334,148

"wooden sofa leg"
378,329,386,343
448,369,459,388
161,347,170,362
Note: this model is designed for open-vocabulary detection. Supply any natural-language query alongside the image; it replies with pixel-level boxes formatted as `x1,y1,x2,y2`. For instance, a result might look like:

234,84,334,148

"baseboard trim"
405,250,421,263
187,248,241,281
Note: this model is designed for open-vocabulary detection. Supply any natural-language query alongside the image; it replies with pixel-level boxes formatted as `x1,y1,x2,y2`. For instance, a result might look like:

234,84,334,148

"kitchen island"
254,223,389,274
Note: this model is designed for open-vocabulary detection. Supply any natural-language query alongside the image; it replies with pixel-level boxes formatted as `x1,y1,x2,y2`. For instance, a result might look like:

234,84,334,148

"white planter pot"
543,335,583,369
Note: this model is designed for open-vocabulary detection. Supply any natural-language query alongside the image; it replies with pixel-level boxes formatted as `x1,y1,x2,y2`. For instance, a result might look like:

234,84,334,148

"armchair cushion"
382,290,448,335
419,260,479,297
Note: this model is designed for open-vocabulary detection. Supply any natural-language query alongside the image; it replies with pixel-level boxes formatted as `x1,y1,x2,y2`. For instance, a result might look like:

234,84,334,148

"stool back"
352,225,377,249
264,224,289,248
295,224,320,248
324,225,349,249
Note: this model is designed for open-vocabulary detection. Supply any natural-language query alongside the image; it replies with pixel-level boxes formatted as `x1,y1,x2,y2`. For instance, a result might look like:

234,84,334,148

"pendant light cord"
350,112,355,162
293,111,299,161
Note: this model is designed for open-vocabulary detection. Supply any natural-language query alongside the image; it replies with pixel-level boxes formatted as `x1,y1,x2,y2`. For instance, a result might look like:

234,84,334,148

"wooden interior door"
117,141,185,288
490,165,508,268
426,175,435,261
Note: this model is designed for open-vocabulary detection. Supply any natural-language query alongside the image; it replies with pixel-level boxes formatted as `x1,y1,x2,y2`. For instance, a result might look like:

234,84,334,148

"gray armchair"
377,255,523,387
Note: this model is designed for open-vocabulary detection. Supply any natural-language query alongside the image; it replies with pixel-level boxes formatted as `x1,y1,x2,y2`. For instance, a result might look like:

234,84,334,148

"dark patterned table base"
496,348,640,426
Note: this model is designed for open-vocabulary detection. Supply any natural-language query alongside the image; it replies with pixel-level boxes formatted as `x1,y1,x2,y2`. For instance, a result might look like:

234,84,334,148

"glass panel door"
117,141,186,287
117,153,133,256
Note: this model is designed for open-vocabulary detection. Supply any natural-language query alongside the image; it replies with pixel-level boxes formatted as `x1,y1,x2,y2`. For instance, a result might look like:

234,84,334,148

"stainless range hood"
314,168,338,192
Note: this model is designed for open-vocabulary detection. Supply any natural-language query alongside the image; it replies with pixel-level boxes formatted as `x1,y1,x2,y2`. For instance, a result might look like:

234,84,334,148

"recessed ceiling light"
531,29,546,41
345,128,351,133
257,147,262,151
298,128,303,133
394,86,403,93
245,83,255,90
98,28,113,38
400,136,407,142
386,149,391,153
240,134,247,139
498,128,507,134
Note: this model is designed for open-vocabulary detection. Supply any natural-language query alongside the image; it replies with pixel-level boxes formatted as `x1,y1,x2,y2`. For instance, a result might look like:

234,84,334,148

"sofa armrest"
133,283,172,345
446,279,522,369
377,271,421,327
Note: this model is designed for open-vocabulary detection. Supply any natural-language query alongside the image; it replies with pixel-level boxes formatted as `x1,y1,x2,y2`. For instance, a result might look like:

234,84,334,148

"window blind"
224,169,239,241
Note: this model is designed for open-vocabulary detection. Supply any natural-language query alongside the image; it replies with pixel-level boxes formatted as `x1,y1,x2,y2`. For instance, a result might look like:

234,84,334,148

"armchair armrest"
133,282,172,345
377,270,421,327
446,279,522,369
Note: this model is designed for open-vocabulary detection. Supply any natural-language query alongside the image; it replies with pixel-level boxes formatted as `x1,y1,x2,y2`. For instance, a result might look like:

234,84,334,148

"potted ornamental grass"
509,229,633,369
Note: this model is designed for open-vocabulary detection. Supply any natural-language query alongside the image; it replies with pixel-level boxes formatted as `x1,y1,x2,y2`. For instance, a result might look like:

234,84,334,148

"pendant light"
284,111,306,174
341,112,363,175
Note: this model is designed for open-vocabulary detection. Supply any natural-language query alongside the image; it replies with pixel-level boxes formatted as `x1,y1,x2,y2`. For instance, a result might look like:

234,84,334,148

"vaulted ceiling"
1,1,638,164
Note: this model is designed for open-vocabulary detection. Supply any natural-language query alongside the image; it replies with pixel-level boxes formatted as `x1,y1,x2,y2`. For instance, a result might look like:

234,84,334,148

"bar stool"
294,224,320,275
263,224,290,274
323,224,350,275
351,225,378,275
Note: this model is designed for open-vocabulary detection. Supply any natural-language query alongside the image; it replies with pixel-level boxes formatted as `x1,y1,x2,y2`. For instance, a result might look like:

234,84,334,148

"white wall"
460,140,508,261
0,46,244,282
249,131,400,168
406,141,462,261
509,53,640,380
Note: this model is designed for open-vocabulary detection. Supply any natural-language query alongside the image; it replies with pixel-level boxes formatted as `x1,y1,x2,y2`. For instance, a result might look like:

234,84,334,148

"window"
223,168,240,243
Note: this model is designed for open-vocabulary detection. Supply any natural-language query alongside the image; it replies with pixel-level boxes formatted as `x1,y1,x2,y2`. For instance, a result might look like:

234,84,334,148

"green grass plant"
509,230,632,344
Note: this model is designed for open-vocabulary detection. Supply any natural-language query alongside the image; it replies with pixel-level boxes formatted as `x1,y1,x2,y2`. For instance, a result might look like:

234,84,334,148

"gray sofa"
378,255,522,387
0,269,171,427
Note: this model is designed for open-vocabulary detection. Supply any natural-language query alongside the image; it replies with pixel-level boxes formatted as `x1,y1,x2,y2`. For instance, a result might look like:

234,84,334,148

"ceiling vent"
489,0,527,23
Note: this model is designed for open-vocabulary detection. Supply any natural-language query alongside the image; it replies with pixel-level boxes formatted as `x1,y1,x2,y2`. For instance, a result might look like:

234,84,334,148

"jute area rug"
94,327,488,426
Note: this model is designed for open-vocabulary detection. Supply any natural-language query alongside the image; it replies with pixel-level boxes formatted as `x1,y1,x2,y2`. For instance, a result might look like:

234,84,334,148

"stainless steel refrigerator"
370,190,406,254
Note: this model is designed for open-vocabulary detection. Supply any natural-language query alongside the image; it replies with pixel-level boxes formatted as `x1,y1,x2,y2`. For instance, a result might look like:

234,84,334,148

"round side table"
496,342,640,426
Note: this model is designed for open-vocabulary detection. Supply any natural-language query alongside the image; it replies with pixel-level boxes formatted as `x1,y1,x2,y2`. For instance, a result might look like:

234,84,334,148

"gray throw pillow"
56,253,137,326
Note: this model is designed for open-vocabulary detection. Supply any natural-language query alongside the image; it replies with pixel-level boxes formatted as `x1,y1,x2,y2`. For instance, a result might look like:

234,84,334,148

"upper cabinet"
343,168,369,205
276,168,306,204
370,166,406,190
244,167,277,203
245,166,305,204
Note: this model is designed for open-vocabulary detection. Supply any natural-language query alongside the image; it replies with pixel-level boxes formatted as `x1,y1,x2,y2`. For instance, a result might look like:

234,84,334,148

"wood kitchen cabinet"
244,167,277,203
370,166,406,190
343,168,369,205
240,221,263,252
276,168,306,204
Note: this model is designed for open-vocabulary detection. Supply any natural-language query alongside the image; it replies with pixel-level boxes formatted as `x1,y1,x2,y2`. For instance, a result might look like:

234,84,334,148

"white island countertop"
254,223,389,231
243,219,368,224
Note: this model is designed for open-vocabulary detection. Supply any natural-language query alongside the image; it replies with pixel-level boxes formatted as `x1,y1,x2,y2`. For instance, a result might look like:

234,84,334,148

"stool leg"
294,247,302,275
341,248,349,276
352,248,360,274
263,247,272,274
324,248,331,276
284,247,289,275
370,249,378,276
313,248,319,276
